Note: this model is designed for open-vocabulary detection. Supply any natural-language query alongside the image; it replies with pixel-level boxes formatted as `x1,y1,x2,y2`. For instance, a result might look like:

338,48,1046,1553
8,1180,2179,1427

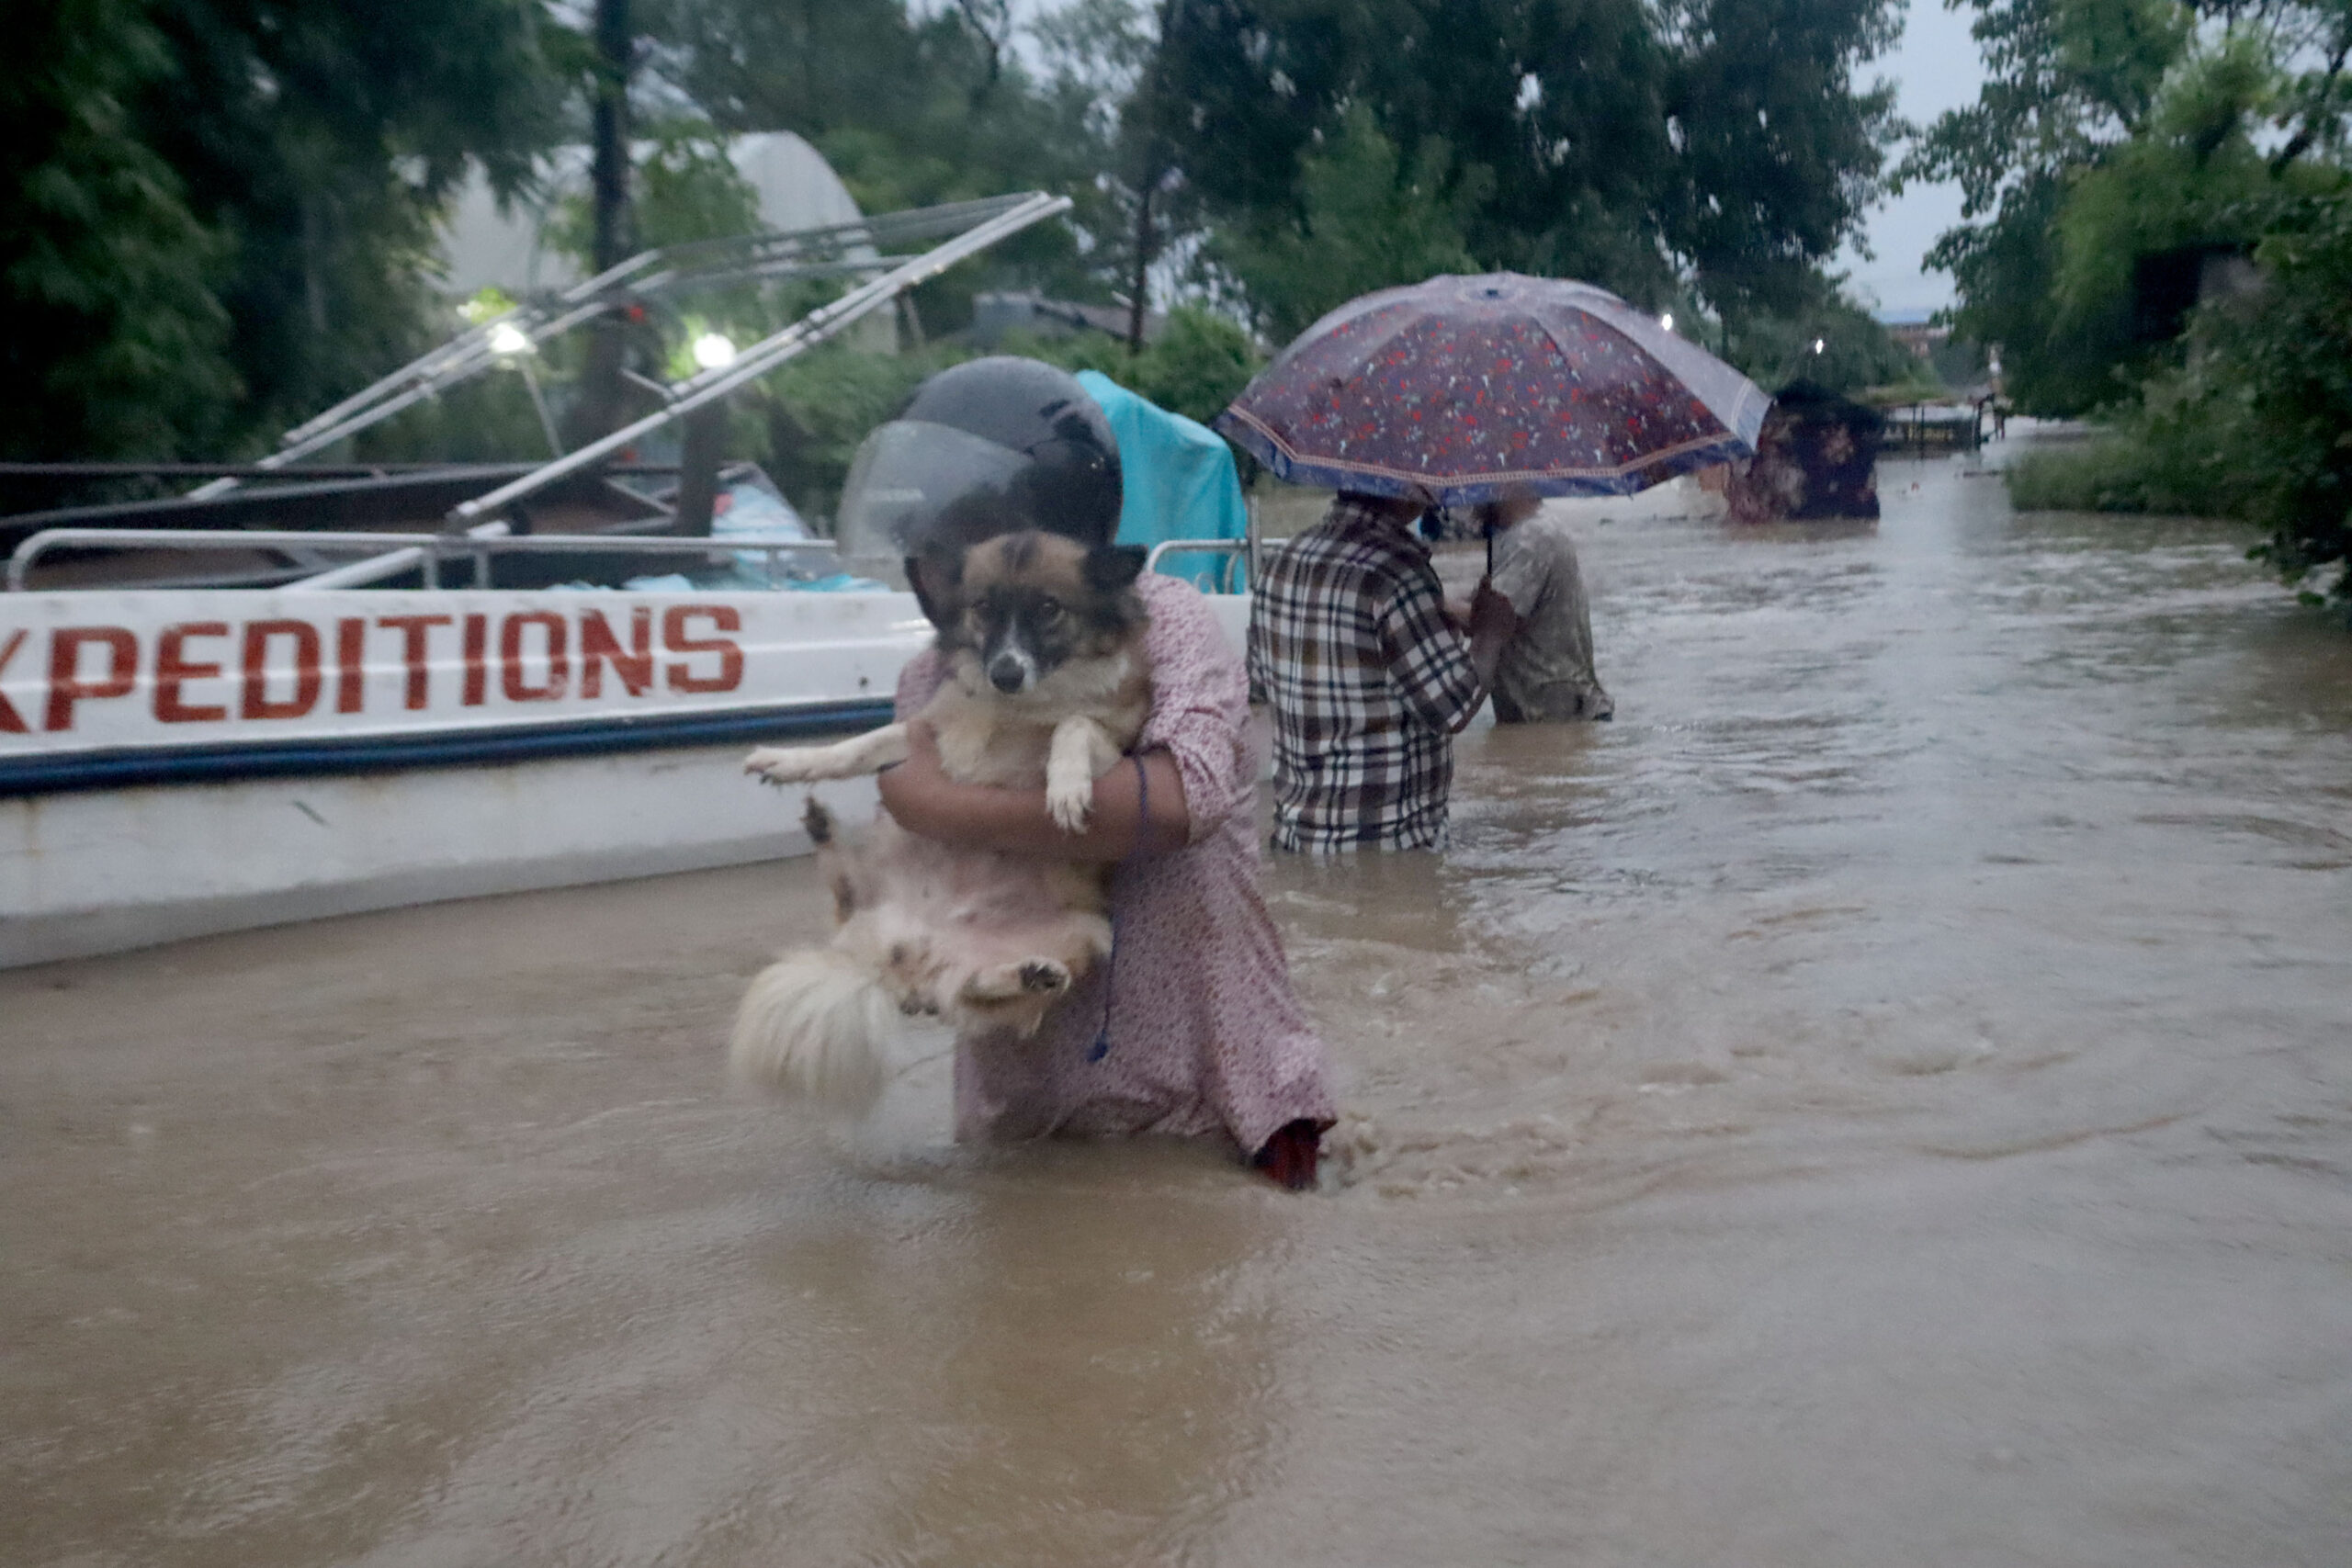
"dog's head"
915,529,1148,697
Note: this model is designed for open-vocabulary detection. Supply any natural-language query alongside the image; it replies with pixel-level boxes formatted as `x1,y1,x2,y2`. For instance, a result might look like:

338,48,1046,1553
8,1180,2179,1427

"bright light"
1812,337,1826,354
487,321,532,357
1658,312,1675,333
693,332,738,370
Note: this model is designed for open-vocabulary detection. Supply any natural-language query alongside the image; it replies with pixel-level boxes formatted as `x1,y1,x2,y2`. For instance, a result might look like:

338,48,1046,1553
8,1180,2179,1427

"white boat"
0,537,1248,969
0,192,1261,967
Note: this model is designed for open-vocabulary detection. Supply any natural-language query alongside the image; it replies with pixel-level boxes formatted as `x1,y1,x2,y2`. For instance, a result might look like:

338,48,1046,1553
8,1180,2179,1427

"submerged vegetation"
1908,0,2352,602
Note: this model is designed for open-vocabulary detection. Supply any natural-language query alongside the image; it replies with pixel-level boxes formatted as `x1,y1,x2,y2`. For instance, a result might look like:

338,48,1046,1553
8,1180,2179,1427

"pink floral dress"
896,573,1337,1156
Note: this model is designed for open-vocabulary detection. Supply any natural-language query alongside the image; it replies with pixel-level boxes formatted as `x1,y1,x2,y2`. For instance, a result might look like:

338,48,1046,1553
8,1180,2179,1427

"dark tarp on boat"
1726,379,1883,524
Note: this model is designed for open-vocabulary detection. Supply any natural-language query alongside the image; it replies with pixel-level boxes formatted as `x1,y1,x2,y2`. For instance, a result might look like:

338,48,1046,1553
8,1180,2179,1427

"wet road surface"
6,438,2350,1565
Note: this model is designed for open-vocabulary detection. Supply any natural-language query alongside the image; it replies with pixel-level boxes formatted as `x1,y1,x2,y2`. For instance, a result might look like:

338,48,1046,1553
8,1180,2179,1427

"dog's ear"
1083,544,1148,593
906,549,963,630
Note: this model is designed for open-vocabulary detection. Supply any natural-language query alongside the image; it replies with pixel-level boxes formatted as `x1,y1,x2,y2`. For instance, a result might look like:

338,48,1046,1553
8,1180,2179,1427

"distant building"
1885,321,1951,360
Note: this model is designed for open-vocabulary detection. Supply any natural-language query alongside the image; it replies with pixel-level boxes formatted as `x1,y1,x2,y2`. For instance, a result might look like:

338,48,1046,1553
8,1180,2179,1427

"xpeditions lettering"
0,606,745,733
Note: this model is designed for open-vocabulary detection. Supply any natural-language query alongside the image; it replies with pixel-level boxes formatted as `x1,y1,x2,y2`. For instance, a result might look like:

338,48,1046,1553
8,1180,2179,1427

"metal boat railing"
1142,537,1250,593
6,529,838,593
13,529,1267,595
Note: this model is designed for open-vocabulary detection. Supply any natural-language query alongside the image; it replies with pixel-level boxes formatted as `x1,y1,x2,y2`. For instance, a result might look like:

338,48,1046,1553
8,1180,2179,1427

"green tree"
1041,0,1197,350
1154,0,1902,329
145,0,568,439
0,0,238,459
1894,0,2352,412
2223,185,2352,598
1005,305,1265,426
1659,0,1908,320
1721,287,1928,396
542,124,763,265
2048,37,2289,335
1,0,568,461
1216,104,1487,341
1125,306,1262,426
1948,1,2352,601
652,0,1113,331
2012,183,2352,600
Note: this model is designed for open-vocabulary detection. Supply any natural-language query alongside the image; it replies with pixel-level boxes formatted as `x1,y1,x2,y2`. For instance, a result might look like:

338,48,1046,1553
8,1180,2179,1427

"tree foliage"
649,0,1114,330
1905,0,2352,413
752,306,1262,521
1023,307,1266,428
2224,184,2352,596
1659,0,1908,320
1938,0,2352,600
1719,286,1929,395
2009,183,2352,600
1,0,237,459
1,0,567,461
1155,0,1904,330
7,0,1916,465
1215,105,1485,342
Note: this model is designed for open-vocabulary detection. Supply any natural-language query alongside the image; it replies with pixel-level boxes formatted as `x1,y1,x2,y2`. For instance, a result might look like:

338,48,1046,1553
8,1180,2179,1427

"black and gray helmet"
835,357,1123,585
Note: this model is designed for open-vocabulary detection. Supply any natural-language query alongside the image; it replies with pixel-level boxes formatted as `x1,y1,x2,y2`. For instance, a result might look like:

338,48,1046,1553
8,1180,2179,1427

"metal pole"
673,402,729,536
187,197,1036,502
284,521,509,591
267,247,665,451
519,362,564,457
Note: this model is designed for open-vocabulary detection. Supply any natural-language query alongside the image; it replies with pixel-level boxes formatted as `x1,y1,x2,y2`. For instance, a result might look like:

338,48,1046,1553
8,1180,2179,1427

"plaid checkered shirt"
1247,497,1486,852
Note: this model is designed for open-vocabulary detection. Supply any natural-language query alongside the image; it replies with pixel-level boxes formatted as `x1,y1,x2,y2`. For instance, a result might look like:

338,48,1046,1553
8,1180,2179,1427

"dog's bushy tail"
729,948,902,1111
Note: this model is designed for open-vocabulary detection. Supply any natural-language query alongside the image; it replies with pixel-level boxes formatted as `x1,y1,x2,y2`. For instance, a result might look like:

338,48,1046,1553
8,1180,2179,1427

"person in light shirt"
1471,487,1613,723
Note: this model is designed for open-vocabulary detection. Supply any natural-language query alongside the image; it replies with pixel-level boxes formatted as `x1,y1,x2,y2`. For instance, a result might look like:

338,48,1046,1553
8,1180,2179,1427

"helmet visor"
834,419,1036,587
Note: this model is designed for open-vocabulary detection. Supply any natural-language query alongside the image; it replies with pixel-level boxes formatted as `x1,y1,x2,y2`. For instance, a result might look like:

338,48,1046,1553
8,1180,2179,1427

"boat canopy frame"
186,192,1072,509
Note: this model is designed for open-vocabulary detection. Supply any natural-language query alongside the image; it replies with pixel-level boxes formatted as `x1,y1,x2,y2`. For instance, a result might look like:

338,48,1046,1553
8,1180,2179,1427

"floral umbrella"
1215,273,1769,504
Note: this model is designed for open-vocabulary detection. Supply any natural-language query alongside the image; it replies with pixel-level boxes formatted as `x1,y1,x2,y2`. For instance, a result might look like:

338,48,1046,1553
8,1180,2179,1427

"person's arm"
1246,592,1271,706
1481,525,1557,685
1466,578,1514,687
1378,570,1494,735
875,721,1193,863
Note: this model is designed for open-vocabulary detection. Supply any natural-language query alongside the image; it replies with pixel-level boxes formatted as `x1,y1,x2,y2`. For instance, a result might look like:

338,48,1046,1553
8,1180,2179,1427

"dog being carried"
730,528,1152,1107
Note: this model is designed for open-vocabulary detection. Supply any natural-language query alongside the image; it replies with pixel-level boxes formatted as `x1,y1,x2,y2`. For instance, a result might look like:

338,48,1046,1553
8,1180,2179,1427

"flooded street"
7,440,2351,1565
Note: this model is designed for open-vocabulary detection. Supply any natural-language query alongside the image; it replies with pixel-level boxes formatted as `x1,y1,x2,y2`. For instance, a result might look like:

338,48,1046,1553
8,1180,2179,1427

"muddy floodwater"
6,439,2351,1565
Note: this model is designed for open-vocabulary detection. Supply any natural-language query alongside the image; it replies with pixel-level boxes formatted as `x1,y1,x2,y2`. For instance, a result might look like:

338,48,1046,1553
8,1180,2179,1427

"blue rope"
1086,757,1148,1063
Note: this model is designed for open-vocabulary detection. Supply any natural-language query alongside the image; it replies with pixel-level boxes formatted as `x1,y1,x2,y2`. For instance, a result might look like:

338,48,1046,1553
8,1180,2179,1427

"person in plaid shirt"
1248,491,1513,852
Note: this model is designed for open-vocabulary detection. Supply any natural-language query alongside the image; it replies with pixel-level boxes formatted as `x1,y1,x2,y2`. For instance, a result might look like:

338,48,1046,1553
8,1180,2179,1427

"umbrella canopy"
1216,273,1769,504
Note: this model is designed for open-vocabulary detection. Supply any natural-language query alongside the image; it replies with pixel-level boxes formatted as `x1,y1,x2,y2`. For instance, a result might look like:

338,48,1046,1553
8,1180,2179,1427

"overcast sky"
1836,0,1988,318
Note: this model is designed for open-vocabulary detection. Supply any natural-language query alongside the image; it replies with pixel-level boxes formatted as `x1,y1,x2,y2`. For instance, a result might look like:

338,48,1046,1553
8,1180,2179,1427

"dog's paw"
1017,960,1071,996
1045,776,1095,834
744,746,819,785
962,959,1071,1006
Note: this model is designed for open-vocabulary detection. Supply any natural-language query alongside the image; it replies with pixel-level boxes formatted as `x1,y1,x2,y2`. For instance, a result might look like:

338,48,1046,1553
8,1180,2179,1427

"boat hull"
2,740,882,968
0,586,1251,966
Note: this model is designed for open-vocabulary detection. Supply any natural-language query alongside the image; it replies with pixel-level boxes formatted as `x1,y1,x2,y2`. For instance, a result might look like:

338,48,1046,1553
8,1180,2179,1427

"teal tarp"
1076,370,1248,592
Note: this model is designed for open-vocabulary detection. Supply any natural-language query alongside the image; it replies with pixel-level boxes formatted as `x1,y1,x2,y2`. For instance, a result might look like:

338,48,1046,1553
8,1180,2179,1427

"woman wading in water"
854,359,1336,1188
